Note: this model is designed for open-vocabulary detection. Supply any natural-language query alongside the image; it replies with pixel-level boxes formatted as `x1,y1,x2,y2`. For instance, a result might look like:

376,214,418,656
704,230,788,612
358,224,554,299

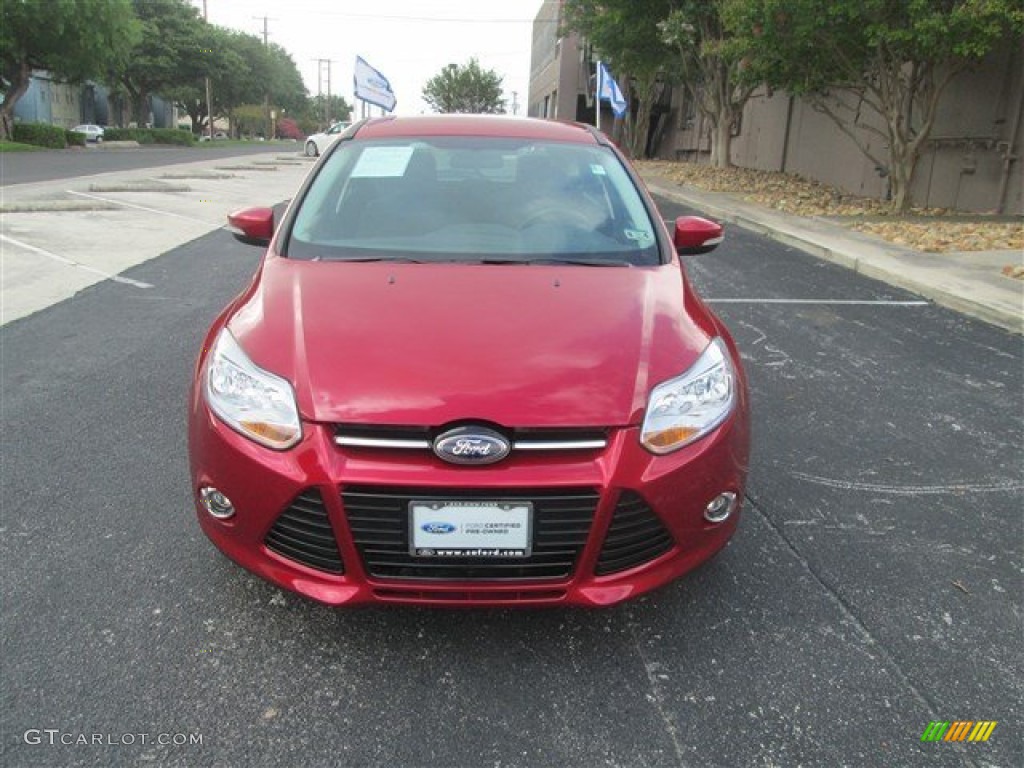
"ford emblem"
433,426,511,466
421,522,457,534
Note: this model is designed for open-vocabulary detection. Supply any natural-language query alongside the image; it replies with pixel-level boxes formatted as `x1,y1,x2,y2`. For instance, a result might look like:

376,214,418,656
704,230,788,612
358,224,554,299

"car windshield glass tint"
287,137,660,265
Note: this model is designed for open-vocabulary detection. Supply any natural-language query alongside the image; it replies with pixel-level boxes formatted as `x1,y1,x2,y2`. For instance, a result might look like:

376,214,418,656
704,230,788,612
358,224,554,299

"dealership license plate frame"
409,500,533,558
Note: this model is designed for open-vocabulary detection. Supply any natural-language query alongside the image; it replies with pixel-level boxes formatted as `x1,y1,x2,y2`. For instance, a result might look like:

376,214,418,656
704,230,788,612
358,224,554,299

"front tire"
304,141,318,157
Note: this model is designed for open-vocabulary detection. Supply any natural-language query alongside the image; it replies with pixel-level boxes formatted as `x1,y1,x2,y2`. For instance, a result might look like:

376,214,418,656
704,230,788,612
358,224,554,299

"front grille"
334,424,607,452
264,489,344,574
373,588,566,603
595,492,674,576
342,485,597,580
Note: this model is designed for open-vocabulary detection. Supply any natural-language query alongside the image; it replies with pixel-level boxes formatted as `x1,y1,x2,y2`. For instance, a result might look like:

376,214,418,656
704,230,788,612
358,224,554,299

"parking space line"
66,190,213,224
708,299,929,306
0,234,153,289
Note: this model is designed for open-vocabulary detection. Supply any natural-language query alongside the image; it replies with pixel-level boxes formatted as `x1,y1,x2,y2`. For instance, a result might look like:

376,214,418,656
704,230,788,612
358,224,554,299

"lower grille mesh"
264,489,344,574
595,491,674,575
342,486,597,580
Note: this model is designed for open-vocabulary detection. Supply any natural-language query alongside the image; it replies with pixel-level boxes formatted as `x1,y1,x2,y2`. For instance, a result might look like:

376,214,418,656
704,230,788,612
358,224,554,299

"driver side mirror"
674,216,724,255
226,207,274,247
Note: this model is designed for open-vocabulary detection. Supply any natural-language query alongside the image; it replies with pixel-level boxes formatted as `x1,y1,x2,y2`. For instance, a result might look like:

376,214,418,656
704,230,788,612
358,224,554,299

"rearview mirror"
226,207,274,246
673,216,724,255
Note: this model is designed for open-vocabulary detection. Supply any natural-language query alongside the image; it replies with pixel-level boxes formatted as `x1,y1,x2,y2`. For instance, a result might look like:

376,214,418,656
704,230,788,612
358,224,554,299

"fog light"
704,492,737,523
200,487,235,519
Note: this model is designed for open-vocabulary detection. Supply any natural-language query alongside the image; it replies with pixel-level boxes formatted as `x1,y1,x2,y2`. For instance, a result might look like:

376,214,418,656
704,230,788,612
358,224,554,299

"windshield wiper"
528,257,632,267
324,256,426,263
478,257,632,267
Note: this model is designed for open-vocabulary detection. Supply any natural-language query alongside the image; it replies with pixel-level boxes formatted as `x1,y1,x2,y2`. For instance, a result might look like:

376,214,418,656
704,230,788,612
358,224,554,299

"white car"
71,124,104,142
304,122,350,157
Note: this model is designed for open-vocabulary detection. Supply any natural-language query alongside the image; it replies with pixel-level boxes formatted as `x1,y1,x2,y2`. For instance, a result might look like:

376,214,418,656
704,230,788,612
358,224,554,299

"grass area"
0,140,47,152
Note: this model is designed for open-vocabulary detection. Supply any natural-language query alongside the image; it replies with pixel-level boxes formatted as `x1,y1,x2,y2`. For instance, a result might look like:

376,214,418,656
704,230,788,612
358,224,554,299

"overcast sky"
194,0,546,117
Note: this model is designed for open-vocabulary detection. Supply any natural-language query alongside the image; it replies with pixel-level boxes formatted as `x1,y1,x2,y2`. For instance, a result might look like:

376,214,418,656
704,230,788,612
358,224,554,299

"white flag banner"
354,56,397,112
597,61,628,118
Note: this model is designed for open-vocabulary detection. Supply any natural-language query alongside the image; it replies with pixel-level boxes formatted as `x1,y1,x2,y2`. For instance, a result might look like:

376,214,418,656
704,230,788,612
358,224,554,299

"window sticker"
590,163,607,176
624,228,654,243
351,146,416,178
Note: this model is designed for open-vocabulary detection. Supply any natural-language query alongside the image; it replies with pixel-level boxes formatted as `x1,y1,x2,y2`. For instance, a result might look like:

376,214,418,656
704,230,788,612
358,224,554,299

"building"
526,1,1023,214
12,71,179,131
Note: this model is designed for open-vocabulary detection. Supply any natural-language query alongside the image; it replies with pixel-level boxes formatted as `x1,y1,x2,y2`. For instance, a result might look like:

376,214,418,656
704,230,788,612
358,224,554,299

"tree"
660,1,756,168
0,0,139,139
305,94,353,130
165,23,246,135
562,0,676,158
120,0,206,125
728,0,1024,210
422,58,505,114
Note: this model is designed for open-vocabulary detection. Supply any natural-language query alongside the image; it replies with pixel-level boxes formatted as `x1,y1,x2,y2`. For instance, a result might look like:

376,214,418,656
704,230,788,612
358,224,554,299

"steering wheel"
519,206,594,231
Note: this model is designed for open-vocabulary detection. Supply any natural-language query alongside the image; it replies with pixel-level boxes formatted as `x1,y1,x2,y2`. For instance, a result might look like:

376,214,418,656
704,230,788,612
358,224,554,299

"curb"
642,175,1022,334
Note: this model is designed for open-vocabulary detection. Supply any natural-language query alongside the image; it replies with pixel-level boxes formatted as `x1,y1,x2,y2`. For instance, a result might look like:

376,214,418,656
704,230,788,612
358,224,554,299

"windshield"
286,136,661,265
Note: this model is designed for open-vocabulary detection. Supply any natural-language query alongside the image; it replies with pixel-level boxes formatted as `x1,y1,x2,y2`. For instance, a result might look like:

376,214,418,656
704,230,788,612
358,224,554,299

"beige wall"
659,39,1023,214
527,0,581,120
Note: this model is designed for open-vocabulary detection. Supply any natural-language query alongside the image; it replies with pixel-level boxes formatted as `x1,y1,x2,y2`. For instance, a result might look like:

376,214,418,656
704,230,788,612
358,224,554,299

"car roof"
355,115,599,143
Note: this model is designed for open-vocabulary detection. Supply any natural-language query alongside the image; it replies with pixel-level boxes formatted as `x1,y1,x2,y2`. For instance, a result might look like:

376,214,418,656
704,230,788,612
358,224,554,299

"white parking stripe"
0,234,153,289
708,299,929,306
67,190,212,224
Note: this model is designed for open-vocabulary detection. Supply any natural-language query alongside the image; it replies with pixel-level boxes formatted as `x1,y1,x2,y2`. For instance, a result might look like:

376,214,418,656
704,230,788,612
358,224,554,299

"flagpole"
595,61,601,132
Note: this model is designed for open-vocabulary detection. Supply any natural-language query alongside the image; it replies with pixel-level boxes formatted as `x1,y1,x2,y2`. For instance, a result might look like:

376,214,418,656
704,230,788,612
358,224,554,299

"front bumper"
188,397,750,607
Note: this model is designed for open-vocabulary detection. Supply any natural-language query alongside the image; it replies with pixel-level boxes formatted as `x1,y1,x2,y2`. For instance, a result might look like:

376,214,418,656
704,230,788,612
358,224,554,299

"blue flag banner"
354,56,397,112
597,61,628,118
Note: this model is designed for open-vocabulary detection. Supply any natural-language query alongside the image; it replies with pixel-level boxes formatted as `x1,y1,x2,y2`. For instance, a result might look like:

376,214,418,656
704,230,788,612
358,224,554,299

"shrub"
103,127,196,146
65,130,87,147
12,123,68,149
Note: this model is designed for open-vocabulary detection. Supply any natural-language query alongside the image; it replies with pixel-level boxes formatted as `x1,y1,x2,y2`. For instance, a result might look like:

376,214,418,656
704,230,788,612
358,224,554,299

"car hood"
227,255,712,427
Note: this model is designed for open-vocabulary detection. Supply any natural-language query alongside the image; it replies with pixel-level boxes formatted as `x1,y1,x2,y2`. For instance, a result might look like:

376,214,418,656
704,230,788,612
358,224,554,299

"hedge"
103,127,195,146
12,123,69,149
65,129,87,147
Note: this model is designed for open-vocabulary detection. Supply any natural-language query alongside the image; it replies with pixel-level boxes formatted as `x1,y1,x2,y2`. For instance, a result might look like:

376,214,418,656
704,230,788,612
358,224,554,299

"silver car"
71,124,104,143
303,122,350,157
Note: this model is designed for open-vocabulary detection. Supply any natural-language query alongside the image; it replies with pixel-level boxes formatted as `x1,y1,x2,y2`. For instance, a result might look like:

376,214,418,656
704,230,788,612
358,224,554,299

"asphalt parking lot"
1,192,1020,767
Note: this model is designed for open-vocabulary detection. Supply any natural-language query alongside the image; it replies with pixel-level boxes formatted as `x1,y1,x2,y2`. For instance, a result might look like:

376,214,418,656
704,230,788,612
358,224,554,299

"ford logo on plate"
421,522,457,534
433,426,511,466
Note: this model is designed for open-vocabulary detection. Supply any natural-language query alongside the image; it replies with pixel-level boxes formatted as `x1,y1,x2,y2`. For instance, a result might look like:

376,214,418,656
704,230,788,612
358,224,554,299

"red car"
189,115,750,607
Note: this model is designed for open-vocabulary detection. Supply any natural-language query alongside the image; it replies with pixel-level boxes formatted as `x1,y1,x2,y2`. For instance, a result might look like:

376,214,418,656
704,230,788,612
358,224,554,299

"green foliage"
727,0,1024,207
103,127,195,145
0,0,140,137
12,123,70,148
658,0,755,167
562,0,676,157
422,58,505,114
65,129,87,147
563,0,675,80
305,94,353,128
121,0,206,119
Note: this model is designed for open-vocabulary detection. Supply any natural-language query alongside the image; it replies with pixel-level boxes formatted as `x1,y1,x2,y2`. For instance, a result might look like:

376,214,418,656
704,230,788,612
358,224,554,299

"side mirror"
673,216,724,255
226,207,274,246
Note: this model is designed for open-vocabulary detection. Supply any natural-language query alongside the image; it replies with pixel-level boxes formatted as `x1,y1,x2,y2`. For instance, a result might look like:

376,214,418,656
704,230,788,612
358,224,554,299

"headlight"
640,338,736,454
204,329,302,450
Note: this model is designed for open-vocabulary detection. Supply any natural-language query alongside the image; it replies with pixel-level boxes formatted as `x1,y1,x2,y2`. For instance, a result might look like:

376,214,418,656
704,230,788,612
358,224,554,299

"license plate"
410,500,533,558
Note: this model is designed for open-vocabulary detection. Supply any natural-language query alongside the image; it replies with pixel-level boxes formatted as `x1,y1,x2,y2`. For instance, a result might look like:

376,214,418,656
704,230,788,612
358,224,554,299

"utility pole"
312,59,334,127
203,0,213,140
511,91,519,115
253,15,275,138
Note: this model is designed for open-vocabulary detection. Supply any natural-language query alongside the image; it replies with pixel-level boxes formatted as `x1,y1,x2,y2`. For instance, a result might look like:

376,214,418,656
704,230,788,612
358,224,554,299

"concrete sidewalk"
642,173,1023,334
1,152,314,325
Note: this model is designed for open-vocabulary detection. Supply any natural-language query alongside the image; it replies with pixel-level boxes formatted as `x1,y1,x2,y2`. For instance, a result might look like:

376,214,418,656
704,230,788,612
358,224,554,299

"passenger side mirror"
226,207,274,247
673,216,724,255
